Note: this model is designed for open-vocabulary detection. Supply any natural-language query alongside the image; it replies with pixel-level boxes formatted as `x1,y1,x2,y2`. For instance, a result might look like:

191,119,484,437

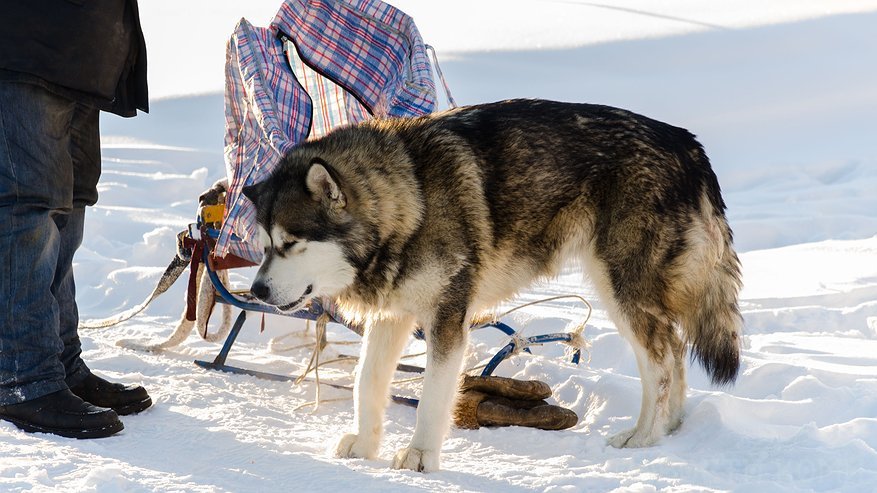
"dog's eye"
282,240,298,251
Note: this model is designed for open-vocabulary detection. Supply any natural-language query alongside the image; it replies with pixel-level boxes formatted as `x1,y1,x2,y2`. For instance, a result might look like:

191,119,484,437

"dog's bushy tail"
677,191,744,387
686,245,742,386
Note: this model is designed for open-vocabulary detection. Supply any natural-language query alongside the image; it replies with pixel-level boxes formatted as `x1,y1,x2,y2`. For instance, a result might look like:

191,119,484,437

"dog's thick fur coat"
242,99,743,472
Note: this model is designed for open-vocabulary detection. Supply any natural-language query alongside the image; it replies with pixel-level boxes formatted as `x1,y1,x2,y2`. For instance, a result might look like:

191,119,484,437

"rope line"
426,44,457,109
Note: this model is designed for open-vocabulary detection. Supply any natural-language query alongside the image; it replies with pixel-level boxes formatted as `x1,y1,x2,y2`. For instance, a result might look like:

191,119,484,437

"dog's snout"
250,280,271,301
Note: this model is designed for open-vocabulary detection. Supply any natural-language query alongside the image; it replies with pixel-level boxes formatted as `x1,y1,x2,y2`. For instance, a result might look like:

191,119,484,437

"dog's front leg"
392,310,468,473
335,315,412,460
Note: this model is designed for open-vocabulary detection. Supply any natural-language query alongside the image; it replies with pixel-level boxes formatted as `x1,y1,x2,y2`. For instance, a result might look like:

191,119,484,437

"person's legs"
59,101,152,415
58,103,101,389
0,81,76,406
0,82,122,438
55,206,91,386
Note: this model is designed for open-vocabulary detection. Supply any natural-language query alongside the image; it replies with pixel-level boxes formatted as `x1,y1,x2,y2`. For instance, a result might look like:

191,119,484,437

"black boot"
0,389,123,439
69,373,152,416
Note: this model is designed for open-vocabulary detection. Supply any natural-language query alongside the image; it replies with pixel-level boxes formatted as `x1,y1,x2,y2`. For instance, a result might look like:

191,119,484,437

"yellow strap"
200,204,225,224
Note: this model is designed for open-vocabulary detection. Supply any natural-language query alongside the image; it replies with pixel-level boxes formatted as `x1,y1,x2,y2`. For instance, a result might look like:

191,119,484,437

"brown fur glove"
453,375,578,430
198,178,228,206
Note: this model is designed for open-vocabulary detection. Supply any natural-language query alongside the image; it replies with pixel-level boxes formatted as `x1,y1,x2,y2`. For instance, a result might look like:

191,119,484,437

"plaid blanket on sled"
217,0,437,263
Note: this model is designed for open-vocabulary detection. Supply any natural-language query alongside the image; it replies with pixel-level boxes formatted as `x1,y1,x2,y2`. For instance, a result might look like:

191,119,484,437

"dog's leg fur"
335,315,413,460
580,242,688,448
392,340,467,472
393,304,469,472
668,333,688,433
607,311,680,448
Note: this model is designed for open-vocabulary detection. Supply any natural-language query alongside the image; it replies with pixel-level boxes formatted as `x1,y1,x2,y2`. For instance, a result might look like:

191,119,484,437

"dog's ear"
306,160,346,209
241,182,261,208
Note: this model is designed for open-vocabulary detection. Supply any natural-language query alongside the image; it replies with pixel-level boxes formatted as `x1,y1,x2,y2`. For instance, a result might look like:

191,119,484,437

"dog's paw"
391,447,439,472
607,427,659,448
334,433,378,460
667,413,684,435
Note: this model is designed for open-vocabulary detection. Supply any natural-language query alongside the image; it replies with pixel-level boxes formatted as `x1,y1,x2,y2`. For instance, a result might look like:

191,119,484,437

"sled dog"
242,99,743,472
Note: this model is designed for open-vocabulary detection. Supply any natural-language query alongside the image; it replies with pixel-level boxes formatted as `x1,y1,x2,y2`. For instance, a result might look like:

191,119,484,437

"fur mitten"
454,375,578,430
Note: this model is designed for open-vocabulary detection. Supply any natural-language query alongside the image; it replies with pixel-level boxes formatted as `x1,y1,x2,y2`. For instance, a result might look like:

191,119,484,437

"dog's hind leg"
607,311,681,448
393,307,469,472
581,248,683,447
335,315,413,460
667,332,687,433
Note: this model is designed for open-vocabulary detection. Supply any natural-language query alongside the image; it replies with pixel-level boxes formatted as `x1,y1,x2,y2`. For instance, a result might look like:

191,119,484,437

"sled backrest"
218,0,437,262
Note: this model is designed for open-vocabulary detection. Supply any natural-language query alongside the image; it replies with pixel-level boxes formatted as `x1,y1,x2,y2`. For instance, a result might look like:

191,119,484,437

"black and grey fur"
242,99,743,472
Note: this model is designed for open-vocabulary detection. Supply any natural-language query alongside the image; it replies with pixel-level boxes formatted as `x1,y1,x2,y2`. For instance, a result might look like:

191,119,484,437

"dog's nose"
250,280,271,301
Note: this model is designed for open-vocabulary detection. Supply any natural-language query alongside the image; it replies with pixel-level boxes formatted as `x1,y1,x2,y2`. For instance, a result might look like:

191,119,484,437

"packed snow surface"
2,1,876,491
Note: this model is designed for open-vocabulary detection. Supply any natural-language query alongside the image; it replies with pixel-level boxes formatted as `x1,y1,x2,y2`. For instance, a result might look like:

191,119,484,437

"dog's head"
241,157,359,313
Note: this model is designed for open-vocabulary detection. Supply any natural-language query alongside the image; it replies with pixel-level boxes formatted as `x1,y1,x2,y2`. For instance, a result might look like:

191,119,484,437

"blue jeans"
0,81,101,405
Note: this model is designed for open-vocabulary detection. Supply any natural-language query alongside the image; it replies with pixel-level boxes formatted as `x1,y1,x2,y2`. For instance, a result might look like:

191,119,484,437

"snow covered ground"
3,1,877,491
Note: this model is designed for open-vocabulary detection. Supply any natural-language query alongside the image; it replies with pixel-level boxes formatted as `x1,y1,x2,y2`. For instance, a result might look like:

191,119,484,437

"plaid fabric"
218,0,436,262
286,38,370,139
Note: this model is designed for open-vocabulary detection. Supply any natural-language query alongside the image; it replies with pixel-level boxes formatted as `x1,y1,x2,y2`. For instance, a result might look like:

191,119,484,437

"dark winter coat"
0,0,148,117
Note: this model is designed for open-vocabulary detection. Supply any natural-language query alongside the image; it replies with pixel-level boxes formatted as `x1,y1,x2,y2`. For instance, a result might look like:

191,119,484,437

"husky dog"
242,99,742,472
